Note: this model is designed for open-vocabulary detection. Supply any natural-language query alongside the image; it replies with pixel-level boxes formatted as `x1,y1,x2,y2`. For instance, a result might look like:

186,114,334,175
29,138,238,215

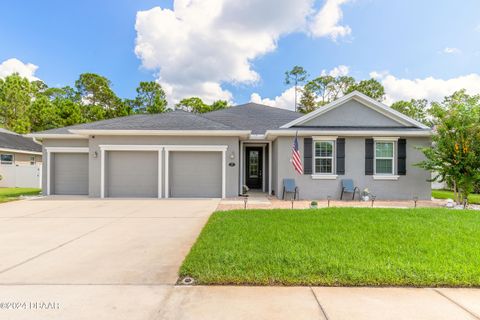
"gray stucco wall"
42,136,239,198
300,100,405,127
274,136,431,200
41,139,89,195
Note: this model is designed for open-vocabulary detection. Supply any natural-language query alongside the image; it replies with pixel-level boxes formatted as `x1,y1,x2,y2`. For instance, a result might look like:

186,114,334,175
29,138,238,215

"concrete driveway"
1,198,479,320
0,198,218,285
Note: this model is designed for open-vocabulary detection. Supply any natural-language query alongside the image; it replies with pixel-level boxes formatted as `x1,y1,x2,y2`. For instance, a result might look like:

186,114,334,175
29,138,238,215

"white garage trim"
99,145,164,199
164,145,228,199
45,147,89,196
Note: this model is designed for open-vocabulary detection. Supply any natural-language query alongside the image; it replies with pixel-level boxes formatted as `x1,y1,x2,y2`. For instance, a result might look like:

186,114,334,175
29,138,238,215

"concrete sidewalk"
1,285,479,320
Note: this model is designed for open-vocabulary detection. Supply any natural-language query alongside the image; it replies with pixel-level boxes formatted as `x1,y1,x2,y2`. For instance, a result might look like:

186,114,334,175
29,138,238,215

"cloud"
308,0,352,40
250,86,297,111
134,0,353,104
321,64,349,77
0,58,39,81
371,71,480,105
442,47,461,54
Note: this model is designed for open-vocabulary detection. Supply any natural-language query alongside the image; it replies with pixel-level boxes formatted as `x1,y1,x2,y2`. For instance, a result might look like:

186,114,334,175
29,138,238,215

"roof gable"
281,91,430,129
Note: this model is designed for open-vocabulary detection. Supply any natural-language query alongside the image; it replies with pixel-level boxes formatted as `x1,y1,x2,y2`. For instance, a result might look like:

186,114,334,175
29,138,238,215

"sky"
1,0,480,110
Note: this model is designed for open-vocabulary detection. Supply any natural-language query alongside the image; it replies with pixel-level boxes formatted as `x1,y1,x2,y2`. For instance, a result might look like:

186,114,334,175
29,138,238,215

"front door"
245,147,263,189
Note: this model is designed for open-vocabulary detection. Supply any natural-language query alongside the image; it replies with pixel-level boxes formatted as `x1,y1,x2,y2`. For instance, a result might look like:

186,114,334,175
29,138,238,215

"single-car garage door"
106,151,158,198
53,153,89,195
170,151,222,198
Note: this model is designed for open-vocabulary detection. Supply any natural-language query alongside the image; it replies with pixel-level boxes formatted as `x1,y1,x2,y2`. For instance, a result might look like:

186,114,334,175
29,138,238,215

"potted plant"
361,188,370,201
310,201,318,209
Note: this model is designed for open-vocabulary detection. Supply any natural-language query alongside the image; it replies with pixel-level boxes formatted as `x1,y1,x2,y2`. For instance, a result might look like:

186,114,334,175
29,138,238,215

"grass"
180,208,480,287
432,189,480,204
0,188,41,203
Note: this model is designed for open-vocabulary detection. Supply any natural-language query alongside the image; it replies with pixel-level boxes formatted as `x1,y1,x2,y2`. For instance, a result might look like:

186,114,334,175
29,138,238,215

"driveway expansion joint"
433,288,480,319
310,287,329,320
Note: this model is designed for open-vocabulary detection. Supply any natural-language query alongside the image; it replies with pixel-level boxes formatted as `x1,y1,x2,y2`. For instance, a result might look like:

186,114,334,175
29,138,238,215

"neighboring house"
0,129,43,188
29,91,432,200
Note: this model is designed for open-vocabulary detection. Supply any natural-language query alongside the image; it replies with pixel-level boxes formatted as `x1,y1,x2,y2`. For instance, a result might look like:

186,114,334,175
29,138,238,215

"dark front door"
245,147,263,189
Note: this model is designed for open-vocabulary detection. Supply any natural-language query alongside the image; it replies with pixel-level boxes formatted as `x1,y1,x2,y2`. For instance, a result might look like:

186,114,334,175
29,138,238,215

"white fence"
0,165,42,188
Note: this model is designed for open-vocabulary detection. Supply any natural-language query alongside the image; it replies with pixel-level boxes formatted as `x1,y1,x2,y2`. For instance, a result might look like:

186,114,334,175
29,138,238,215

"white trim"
374,140,395,176
262,145,266,192
45,147,89,153
0,153,14,165
158,150,162,198
222,149,226,198
313,136,338,141
27,133,86,139
373,175,400,181
265,129,431,138
311,174,338,180
239,141,244,193
164,150,169,198
45,147,89,196
163,145,228,199
374,137,399,141
99,145,163,151
243,143,267,192
313,140,336,175
164,145,228,152
268,141,272,195
69,129,250,137
280,91,430,129
98,145,164,199
0,148,42,155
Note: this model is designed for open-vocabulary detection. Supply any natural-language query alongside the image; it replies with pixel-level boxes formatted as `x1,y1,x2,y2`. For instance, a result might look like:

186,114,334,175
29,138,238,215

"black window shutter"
336,138,345,175
304,138,312,174
397,138,407,175
365,139,374,175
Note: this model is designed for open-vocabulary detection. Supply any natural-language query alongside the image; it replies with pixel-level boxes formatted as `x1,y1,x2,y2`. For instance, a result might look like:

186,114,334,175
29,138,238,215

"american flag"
292,133,303,174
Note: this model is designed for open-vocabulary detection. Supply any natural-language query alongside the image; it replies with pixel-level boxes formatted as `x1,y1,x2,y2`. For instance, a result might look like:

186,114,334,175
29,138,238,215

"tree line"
0,73,229,133
285,65,431,126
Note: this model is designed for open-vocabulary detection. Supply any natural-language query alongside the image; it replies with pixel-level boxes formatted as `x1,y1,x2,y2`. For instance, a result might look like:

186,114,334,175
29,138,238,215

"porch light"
229,151,235,159
92,151,98,158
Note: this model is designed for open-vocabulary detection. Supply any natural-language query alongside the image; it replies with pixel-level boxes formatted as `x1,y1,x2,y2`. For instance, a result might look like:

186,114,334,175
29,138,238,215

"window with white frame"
1,154,14,165
375,141,394,175
314,141,335,174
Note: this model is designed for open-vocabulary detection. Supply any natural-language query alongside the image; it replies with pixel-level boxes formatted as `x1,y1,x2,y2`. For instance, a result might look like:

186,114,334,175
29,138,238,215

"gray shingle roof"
33,104,303,135
0,131,42,153
34,110,236,134
202,103,303,134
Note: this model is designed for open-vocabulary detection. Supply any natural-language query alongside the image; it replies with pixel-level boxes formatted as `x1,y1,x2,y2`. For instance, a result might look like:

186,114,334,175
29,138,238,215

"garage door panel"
53,153,89,195
107,151,158,198
170,151,221,198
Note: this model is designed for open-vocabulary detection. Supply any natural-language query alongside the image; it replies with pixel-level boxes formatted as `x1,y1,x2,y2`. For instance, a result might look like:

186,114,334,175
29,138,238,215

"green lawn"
432,189,480,204
0,188,41,203
180,208,480,287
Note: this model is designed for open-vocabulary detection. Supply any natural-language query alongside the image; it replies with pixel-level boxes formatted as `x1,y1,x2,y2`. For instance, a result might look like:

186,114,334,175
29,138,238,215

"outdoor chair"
282,179,299,200
340,179,360,200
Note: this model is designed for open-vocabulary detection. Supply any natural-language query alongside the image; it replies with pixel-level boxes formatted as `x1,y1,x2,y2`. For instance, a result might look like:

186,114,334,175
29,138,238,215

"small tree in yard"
418,90,480,205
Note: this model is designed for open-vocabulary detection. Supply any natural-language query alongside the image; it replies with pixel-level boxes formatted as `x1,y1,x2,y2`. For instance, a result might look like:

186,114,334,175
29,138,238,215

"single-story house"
29,91,432,200
0,128,43,188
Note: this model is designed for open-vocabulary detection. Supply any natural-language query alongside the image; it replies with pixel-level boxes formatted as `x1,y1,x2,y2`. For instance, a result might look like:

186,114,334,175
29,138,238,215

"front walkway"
218,194,447,211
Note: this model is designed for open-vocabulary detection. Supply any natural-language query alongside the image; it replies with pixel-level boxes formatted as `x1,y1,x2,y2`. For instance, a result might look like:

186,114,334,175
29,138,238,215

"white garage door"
106,151,158,198
53,153,88,195
169,151,222,198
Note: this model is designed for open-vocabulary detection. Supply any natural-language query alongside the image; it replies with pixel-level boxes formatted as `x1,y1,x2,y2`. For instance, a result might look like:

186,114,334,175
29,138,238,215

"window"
375,141,394,175
30,156,36,165
314,141,334,174
249,150,259,178
1,154,13,165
